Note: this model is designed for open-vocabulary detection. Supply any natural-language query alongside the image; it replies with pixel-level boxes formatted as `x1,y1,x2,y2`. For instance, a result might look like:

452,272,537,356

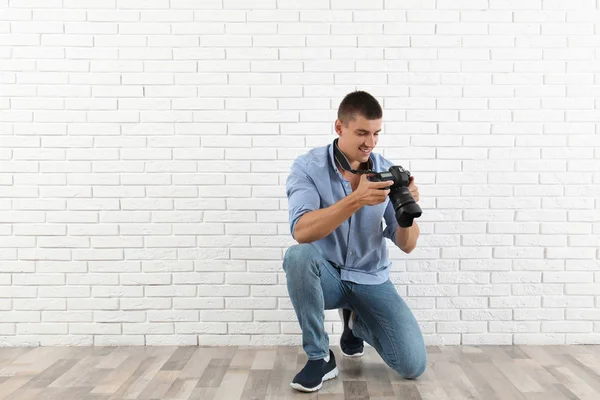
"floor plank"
0,345,598,399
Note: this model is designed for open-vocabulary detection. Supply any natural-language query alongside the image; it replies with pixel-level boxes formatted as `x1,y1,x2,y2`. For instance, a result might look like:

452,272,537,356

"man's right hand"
352,174,394,207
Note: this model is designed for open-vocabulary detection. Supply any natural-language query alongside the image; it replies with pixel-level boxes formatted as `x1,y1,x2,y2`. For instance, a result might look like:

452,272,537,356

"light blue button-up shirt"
285,141,399,285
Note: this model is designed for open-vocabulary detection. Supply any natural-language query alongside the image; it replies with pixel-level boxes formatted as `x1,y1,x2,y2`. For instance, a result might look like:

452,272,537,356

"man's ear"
334,119,343,136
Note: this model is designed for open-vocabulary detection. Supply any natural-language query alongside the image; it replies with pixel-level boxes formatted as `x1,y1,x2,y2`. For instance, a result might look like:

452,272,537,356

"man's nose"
365,135,375,147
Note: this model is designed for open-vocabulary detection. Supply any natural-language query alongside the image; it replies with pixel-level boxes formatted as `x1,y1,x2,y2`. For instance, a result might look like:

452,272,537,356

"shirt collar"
328,138,374,176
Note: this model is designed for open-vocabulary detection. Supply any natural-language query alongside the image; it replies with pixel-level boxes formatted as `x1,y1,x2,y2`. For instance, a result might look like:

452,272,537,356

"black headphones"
333,138,374,175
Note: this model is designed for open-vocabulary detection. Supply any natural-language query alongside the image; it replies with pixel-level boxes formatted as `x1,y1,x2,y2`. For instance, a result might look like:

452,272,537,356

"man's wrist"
395,223,418,253
347,192,362,210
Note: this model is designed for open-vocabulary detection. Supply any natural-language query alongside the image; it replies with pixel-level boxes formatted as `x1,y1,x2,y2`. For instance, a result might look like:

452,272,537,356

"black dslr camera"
367,166,422,228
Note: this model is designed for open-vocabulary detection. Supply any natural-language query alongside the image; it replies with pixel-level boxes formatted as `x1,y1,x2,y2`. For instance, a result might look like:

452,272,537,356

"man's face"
335,114,382,166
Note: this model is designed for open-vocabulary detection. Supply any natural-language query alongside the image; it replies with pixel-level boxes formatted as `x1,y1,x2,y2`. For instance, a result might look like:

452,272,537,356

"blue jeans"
283,243,427,379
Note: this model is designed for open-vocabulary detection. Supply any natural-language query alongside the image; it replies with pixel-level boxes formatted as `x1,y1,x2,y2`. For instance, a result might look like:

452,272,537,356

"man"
283,91,427,392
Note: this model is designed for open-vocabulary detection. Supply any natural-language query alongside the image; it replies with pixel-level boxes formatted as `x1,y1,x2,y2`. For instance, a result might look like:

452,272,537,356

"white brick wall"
1,1,599,347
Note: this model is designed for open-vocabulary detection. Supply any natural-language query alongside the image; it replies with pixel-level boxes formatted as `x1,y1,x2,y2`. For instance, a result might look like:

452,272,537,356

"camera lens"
389,186,422,228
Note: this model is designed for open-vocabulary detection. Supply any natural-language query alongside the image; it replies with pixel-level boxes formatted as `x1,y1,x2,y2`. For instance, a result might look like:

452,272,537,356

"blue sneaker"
290,350,338,392
339,308,364,357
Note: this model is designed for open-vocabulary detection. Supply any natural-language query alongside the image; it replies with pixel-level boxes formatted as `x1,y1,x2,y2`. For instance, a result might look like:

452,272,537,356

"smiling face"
335,114,382,170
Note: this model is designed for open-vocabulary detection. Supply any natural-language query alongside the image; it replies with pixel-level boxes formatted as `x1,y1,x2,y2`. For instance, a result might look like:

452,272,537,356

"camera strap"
333,138,374,175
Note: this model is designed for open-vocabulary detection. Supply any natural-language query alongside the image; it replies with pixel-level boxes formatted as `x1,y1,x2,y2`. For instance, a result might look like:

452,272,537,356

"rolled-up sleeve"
383,200,398,243
286,158,320,240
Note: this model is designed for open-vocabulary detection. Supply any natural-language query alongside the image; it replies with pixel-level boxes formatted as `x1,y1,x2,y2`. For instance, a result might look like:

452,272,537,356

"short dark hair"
337,91,382,126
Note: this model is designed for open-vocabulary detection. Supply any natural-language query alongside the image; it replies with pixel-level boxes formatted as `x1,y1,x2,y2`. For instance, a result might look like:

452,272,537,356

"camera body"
367,165,422,228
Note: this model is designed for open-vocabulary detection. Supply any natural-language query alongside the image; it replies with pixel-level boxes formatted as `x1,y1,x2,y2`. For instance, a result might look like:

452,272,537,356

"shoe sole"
290,367,339,392
341,349,364,358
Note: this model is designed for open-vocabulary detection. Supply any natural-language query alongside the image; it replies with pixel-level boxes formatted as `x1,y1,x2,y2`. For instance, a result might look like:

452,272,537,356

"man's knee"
391,348,427,380
283,243,317,272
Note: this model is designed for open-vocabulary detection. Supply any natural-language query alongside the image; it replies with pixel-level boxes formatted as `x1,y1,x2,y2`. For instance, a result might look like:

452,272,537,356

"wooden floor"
0,345,599,400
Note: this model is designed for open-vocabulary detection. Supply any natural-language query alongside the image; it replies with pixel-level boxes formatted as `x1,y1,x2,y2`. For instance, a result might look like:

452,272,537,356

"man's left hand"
408,176,419,203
